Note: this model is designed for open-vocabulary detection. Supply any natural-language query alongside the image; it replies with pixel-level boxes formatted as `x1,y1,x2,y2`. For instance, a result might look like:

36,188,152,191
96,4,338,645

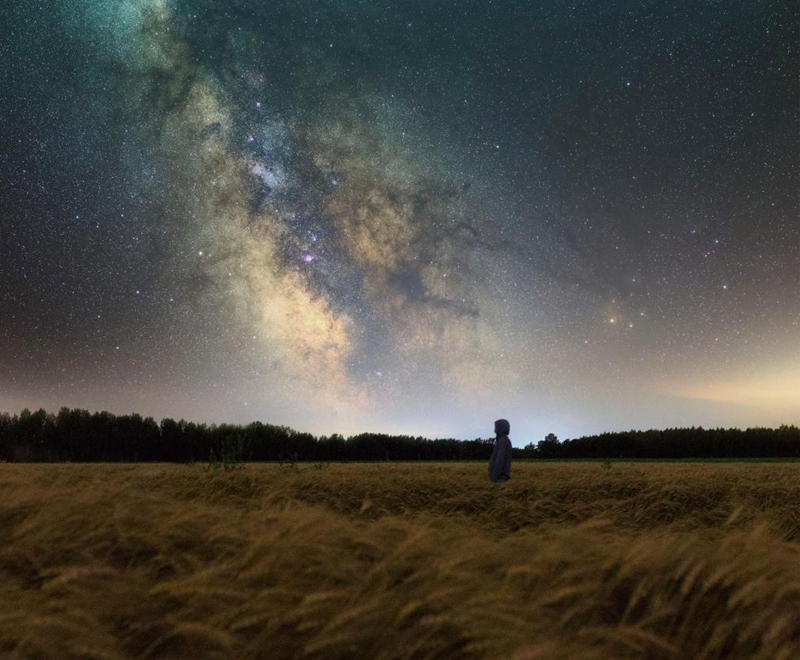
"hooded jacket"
488,419,512,483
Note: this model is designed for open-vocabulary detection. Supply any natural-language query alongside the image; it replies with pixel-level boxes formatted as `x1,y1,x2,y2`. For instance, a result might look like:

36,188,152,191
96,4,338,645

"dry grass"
1,462,798,659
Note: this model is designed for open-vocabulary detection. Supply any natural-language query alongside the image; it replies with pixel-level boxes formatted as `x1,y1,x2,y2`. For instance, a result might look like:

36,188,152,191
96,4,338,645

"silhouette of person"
488,418,512,483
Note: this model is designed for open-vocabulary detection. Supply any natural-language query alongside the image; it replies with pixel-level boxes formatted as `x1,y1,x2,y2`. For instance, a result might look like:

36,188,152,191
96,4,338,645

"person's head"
494,418,510,437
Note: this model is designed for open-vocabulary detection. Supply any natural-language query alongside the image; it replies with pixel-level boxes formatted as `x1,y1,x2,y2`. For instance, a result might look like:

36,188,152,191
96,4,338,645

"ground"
1,462,798,659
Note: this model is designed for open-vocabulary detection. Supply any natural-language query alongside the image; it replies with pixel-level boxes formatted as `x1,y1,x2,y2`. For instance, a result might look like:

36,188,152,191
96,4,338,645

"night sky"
1,1,798,443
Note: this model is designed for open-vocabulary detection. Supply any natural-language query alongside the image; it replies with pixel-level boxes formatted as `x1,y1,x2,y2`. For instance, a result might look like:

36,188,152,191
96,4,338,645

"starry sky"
1,0,798,443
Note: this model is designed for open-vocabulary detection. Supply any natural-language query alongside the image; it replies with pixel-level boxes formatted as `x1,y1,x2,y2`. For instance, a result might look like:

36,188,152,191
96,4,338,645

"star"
0,0,794,442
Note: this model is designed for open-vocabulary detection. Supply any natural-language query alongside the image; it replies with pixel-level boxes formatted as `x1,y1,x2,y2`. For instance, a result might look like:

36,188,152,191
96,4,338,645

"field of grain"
1,461,798,659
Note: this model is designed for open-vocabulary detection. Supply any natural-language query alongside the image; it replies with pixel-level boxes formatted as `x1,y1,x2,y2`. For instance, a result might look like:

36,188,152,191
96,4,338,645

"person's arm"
489,439,507,482
502,437,512,477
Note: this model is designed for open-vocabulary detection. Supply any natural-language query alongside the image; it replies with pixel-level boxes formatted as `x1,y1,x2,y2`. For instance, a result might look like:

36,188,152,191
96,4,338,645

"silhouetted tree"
1,408,798,462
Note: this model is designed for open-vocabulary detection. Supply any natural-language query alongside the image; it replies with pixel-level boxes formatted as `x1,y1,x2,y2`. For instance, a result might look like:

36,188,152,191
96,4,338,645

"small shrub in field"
278,451,299,470
207,433,250,471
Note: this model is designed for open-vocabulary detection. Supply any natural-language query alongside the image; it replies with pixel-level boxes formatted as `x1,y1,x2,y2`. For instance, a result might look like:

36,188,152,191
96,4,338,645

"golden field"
1,461,798,660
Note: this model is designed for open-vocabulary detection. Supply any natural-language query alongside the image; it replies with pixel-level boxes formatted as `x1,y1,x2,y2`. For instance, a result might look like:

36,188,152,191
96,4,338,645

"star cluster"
1,1,797,441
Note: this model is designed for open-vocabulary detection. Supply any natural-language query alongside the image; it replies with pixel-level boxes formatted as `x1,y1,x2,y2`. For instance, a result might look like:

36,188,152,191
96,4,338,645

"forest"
1,407,798,462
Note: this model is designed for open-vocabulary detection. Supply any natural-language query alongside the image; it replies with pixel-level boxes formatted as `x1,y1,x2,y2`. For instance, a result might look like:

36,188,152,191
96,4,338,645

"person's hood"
494,419,510,436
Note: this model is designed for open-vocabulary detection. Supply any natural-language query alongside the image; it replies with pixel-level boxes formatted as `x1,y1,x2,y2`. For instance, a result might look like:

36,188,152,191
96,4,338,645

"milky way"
1,1,798,441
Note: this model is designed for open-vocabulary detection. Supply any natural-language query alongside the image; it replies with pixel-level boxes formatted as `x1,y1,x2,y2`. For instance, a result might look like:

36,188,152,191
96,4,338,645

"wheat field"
1,461,798,659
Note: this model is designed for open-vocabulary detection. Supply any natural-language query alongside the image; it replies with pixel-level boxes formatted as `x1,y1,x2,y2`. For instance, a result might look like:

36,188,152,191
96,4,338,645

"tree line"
523,428,800,459
0,408,494,463
0,407,798,462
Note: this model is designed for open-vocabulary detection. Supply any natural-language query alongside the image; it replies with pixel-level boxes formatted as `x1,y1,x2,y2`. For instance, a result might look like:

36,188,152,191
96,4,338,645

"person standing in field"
488,418,512,483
